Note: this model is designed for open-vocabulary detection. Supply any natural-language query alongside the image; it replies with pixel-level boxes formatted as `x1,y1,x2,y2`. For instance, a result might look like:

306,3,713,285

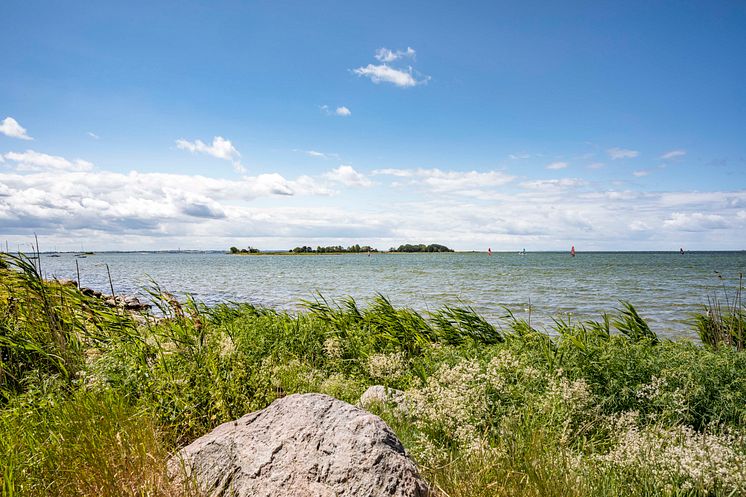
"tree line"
389,244,454,252
229,243,454,254
290,245,379,254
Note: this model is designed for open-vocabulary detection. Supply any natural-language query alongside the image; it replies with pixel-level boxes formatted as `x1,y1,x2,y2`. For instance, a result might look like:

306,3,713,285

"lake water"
36,251,745,339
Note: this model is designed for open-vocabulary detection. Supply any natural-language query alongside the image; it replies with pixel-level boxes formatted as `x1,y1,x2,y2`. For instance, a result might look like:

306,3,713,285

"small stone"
359,385,410,415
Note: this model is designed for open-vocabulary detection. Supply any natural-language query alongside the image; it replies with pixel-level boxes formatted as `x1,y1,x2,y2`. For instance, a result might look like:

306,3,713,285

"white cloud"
0,160,334,240
3,150,94,172
335,106,351,117
520,178,587,190
661,149,686,160
422,170,513,191
588,162,605,169
374,47,416,63
372,168,413,177
633,169,650,177
546,161,568,170
87,132,100,140
0,117,33,140
374,168,514,195
176,136,245,173
176,136,239,161
353,64,422,87
320,105,352,117
607,147,639,160
662,212,730,231
3,148,745,251
324,165,372,187
296,149,341,161
508,153,531,160
353,47,429,88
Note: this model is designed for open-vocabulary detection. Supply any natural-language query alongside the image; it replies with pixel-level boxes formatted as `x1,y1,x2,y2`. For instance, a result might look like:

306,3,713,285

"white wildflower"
323,337,342,359
366,351,407,382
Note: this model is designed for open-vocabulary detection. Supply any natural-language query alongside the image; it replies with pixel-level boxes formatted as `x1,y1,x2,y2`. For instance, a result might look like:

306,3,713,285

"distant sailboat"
570,245,576,257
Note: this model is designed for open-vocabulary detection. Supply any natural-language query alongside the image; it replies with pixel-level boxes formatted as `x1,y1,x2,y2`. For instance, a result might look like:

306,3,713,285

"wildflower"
323,337,342,359
366,352,407,383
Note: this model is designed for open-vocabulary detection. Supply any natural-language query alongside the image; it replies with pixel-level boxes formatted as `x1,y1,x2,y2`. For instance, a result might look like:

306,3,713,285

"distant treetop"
229,246,260,254
389,244,453,253
290,244,378,254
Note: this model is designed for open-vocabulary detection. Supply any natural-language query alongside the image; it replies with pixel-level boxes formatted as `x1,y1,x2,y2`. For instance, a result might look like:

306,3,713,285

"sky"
1,0,745,251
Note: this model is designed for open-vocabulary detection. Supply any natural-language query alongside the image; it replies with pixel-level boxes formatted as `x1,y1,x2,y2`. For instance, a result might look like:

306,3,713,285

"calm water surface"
38,251,745,339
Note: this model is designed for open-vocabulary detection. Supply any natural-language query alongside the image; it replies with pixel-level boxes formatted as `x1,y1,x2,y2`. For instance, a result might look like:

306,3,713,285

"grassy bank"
1,254,745,496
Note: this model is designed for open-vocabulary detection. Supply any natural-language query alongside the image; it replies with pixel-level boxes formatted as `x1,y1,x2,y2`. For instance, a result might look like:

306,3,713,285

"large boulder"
169,393,429,497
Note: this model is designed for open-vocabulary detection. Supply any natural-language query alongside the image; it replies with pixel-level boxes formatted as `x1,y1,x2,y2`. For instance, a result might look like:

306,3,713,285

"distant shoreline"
28,249,746,255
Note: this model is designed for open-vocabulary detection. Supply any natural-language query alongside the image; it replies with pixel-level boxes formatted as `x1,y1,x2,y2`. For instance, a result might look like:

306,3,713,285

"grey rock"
169,393,428,497
359,386,410,415
81,287,103,298
123,295,151,311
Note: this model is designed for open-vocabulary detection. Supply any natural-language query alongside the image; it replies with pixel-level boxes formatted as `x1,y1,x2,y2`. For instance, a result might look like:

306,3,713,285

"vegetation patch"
1,254,744,496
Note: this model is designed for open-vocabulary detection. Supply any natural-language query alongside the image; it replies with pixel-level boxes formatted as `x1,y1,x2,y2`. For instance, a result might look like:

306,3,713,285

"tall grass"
695,273,745,350
0,254,137,402
2,255,745,496
0,390,189,497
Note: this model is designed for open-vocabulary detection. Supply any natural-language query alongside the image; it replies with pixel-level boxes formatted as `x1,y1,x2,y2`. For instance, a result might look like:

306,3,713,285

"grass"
694,272,745,350
1,253,745,496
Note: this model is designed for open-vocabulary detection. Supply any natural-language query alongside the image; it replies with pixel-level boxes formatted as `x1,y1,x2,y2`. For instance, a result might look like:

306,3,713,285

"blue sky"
1,1,745,251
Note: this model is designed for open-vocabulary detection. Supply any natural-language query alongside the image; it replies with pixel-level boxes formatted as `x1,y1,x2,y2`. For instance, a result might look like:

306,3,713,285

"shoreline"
24,249,746,255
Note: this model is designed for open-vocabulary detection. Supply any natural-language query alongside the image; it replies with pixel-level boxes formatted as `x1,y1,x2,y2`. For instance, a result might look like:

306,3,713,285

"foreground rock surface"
169,393,428,497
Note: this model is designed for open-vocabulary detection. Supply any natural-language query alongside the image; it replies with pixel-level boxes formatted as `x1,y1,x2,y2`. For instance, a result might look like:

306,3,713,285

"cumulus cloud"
546,161,568,170
520,178,587,190
354,64,423,87
661,149,686,160
3,148,745,251
374,168,515,195
633,169,650,177
371,168,413,177
164,188,227,219
87,131,100,140
607,147,639,160
588,162,605,169
353,47,429,87
3,150,94,172
662,212,731,231
176,136,245,173
335,106,351,117
374,47,416,62
0,163,335,239
320,105,352,117
0,117,33,140
324,165,372,187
